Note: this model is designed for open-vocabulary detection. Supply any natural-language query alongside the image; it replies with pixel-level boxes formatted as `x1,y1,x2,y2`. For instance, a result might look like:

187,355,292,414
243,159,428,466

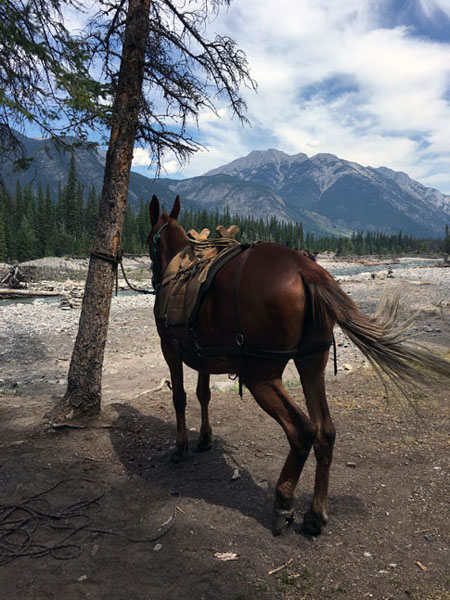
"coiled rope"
0,478,178,565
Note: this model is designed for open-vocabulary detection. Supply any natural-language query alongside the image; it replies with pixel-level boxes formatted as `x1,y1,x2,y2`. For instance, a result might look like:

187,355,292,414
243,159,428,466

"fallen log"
0,288,60,299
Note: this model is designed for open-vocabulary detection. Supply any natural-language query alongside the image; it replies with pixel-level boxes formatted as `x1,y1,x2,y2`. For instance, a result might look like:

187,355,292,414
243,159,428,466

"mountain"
2,137,450,237
0,134,175,212
205,150,450,237
169,174,292,222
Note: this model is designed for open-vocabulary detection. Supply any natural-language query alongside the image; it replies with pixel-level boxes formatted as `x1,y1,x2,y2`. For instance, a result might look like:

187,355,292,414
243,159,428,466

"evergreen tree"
0,200,7,261
74,182,85,240
123,204,138,252
2,186,15,260
36,183,47,257
445,224,450,254
1,0,105,158
16,216,37,261
24,185,36,226
85,186,99,237
55,183,65,231
64,153,78,235
13,181,24,232
136,199,149,250
43,186,55,256
1,166,444,263
418,240,429,254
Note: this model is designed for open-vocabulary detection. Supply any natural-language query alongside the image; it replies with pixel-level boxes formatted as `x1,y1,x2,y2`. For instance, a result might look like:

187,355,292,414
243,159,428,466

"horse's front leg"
160,335,188,462
196,372,212,451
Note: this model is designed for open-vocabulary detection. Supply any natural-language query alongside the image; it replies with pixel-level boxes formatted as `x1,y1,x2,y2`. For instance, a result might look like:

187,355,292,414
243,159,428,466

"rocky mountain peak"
310,152,339,163
375,166,450,213
205,148,308,177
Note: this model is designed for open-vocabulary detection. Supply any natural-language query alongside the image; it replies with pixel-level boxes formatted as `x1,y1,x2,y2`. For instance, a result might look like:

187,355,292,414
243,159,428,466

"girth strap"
195,339,333,361
232,243,255,396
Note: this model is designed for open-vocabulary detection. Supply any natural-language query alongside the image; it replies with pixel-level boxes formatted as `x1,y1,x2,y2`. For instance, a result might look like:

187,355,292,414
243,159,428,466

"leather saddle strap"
233,243,255,397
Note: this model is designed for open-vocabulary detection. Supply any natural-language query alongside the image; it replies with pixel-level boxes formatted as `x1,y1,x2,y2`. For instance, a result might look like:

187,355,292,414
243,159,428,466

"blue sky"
130,0,450,194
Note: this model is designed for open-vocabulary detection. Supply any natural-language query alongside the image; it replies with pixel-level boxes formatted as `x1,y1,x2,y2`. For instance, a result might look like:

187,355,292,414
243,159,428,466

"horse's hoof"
170,444,188,463
272,509,294,536
196,431,212,452
301,510,327,537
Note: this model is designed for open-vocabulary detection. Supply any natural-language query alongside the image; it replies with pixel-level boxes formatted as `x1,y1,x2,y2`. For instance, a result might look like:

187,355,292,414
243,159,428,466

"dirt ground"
1,264,449,600
1,375,449,600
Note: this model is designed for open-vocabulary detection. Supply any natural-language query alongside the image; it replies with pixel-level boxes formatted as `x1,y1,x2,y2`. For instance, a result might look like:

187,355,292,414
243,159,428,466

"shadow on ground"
109,402,368,536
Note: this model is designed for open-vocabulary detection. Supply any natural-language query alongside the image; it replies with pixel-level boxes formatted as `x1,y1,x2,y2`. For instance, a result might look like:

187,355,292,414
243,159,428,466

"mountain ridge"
1,136,449,237
203,149,450,237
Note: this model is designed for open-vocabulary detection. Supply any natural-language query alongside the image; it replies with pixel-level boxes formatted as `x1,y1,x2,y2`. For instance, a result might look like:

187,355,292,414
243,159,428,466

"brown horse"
148,195,450,537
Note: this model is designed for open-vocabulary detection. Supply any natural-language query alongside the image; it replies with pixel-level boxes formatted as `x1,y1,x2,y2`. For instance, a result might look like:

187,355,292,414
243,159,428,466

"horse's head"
148,195,188,288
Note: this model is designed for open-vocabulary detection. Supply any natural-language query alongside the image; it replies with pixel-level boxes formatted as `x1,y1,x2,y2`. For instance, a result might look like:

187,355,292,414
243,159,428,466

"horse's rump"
196,243,331,352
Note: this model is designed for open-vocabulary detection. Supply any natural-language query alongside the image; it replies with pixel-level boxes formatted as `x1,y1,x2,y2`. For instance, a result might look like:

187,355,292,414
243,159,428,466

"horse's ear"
149,195,160,226
169,195,181,221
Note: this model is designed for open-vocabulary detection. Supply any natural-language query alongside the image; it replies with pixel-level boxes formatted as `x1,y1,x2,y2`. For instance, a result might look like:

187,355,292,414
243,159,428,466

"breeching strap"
332,332,337,376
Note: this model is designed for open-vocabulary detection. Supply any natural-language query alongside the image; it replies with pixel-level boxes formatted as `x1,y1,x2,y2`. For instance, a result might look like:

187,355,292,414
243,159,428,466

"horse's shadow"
109,403,367,533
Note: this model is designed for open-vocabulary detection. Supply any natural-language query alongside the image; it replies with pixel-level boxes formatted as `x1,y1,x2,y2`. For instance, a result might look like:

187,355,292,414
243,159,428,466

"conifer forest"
0,157,448,263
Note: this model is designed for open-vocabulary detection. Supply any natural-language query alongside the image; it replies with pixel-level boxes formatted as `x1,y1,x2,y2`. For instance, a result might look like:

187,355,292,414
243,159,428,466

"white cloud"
16,0,446,195
132,1,450,193
64,3,98,34
132,150,184,176
419,0,450,18
132,148,151,167
161,159,180,175
31,0,450,194
419,171,450,189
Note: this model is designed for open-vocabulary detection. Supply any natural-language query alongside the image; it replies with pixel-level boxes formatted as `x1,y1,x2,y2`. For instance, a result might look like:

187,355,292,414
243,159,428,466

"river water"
0,258,443,307
326,258,441,277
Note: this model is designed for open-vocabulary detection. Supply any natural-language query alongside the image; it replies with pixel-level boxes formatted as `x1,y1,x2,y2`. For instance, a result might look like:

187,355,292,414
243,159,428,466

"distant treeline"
179,207,449,256
1,156,449,262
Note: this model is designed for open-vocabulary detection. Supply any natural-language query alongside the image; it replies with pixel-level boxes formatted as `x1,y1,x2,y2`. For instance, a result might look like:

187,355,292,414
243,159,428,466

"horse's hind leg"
196,372,212,451
295,352,336,536
160,335,188,462
245,368,317,536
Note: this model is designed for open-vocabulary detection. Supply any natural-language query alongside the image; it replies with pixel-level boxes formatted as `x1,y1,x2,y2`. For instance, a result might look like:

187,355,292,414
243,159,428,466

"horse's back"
197,242,326,350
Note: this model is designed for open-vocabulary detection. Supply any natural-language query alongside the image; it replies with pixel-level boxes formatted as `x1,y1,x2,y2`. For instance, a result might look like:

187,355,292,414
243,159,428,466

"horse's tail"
304,272,450,391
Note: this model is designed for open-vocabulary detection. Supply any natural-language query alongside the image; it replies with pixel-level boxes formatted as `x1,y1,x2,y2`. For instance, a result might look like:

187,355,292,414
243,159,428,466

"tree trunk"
51,0,151,421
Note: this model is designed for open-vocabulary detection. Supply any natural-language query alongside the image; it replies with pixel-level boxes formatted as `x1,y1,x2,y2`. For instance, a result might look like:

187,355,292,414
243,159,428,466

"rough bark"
51,0,151,421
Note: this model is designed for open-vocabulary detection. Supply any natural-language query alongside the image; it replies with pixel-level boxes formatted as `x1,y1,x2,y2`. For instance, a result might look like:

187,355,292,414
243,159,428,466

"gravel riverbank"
1,256,449,600
0,256,449,399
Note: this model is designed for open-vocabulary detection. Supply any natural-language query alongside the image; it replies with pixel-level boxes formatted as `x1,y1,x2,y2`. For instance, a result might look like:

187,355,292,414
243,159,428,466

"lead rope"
117,251,155,295
90,250,121,295
0,479,179,565
90,249,155,296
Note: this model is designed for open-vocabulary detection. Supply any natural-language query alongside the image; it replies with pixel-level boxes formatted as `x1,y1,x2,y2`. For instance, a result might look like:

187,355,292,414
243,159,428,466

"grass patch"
0,387,22,397
410,585,450,600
